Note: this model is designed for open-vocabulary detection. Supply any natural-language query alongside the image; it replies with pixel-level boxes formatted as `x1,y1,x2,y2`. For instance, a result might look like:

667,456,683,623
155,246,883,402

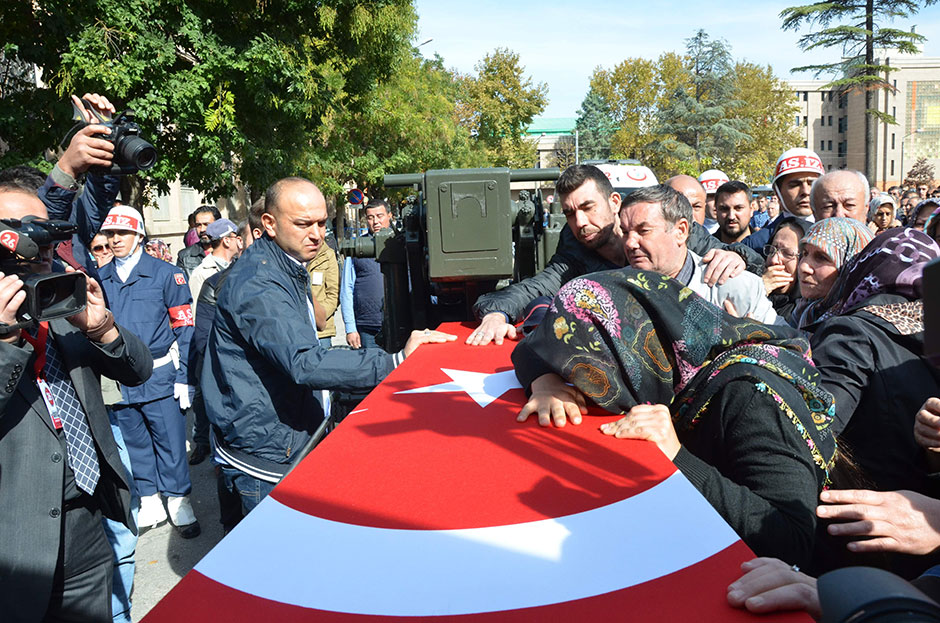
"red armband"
169,304,194,328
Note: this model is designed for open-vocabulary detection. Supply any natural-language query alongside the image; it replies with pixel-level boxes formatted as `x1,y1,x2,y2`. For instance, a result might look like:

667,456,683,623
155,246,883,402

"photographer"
0,186,152,622
39,93,122,274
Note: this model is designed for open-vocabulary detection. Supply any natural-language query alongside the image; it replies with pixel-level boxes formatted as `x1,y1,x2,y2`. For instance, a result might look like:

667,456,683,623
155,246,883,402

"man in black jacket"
468,164,761,346
0,187,153,622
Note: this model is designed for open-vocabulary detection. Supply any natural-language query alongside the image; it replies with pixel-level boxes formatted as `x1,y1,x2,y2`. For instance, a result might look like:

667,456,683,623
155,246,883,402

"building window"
821,115,825,125
828,92,833,101
821,92,826,102
839,93,846,109
891,160,895,176
828,164,833,171
893,79,897,90
828,115,833,126
803,115,808,126
828,140,833,151
838,116,847,133
803,92,808,102
892,133,896,149
838,141,846,158
795,115,801,126
803,140,808,148
892,106,896,118
821,140,826,151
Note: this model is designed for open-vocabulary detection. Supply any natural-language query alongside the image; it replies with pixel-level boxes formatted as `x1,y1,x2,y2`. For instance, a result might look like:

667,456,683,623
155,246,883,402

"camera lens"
118,136,157,171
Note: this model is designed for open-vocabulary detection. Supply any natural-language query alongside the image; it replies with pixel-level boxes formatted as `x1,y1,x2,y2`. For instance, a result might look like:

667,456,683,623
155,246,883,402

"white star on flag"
395,368,522,408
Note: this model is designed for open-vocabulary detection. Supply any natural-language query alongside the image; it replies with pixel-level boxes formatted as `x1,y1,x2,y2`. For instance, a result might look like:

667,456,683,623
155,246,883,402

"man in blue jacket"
203,177,454,518
98,205,200,538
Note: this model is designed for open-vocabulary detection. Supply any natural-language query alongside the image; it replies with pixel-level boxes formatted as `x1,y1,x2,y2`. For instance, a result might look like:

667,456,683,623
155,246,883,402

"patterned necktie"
33,323,101,494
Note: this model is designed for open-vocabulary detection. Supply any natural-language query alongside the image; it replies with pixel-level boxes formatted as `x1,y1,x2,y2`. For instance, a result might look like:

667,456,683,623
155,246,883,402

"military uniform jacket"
0,321,152,622
98,250,195,403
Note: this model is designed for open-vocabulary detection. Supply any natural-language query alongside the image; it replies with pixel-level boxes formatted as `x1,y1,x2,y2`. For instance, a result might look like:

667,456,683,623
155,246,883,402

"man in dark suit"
0,186,153,622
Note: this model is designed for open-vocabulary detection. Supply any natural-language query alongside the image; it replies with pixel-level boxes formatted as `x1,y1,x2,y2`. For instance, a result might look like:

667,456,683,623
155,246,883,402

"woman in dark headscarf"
512,269,837,570
808,228,940,498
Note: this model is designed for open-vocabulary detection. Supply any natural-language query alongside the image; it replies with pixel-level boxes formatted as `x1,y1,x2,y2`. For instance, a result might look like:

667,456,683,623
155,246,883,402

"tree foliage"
313,52,486,197
457,48,548,168
723,62,802,183
0,0,418,199
904,156,935,186
780,0,938,178
650,31,751,175
573,87,614,161
550,135,577,169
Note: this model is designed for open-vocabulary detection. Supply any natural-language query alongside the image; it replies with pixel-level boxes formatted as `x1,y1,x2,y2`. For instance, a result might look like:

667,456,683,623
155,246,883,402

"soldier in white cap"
97,205,200,538
741,148,825,253
697,169,729,234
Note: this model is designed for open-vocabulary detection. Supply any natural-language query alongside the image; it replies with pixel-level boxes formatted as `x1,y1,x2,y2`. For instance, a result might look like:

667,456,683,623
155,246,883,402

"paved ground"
131,321,351,620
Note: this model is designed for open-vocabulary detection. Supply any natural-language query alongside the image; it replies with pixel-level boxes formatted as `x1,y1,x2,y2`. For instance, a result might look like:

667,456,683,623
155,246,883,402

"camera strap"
22,322,63,430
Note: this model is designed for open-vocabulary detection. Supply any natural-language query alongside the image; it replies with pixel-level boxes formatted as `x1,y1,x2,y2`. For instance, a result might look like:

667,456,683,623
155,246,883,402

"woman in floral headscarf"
809,228,940,497
512,269,837,570
143,238,173,264
792,217,875,329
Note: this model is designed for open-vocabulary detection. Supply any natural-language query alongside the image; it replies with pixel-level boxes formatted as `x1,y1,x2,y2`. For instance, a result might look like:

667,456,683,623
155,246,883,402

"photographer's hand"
65,267,119,344
58,93,117,179
72,93,116,124
0,272,25,344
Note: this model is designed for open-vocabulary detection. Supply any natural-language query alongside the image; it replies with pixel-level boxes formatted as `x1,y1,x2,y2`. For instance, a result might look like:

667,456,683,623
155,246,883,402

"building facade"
787,50,940,189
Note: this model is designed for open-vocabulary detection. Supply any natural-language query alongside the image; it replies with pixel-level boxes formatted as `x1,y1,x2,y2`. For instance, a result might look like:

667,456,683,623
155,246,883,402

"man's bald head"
264,177,325,217
810,170,869,222
666,175,707,225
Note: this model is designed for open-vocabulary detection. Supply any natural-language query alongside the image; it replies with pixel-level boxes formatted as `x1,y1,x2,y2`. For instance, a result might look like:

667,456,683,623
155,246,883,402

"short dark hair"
0,165,47,195
555,164,614,199
714,180,751,205
193,204,221,220
249,197,265,232
621,184,692,227
365,199,390,214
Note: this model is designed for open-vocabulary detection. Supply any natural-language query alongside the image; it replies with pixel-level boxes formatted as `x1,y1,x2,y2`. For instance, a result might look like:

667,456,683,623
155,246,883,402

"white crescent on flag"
143,322,810,622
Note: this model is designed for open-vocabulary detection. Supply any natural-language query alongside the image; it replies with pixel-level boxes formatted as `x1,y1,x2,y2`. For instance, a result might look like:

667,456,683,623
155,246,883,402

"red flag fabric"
143,322,809,621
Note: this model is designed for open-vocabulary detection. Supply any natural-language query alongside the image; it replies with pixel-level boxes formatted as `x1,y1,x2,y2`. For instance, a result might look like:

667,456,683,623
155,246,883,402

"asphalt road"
131,417,224,620
130,322,351,620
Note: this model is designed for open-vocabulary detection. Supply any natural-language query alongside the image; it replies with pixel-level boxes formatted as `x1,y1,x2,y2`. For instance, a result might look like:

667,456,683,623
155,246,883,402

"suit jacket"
0,319,152,623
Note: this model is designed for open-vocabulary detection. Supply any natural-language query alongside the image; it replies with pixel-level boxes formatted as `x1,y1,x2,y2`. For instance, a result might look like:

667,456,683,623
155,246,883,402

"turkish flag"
144,323,808,621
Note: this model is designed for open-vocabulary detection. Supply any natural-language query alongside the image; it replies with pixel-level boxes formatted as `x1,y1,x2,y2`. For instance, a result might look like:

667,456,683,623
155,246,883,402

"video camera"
0,217,86,330
72,98,157,176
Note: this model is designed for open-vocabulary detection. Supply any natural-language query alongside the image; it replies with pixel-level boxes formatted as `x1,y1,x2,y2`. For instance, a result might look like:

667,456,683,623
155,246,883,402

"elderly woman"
512,270,837,570
808,228,940,498
867,194,898,234
762,217,811,319
792,217,875,329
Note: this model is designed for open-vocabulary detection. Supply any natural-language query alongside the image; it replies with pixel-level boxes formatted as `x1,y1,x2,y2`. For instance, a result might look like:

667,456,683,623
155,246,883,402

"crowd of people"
2,92,940,622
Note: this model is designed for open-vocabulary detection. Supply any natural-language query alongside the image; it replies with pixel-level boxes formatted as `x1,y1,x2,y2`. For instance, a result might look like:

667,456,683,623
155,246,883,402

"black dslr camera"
0,217,86,330
74,98,157,175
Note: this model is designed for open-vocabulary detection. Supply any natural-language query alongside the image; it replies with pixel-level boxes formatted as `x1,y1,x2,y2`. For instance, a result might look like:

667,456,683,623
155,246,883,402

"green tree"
780,0,937,180
587,52,689,175
314,52,486,197
0,0,417,200
458,48,548,168
724,62,802,183
574,87,614,161
904,156,935,186
650,30,750,174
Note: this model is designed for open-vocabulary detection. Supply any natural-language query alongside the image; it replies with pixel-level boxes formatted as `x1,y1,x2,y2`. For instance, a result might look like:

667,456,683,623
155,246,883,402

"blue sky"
415,0,940,118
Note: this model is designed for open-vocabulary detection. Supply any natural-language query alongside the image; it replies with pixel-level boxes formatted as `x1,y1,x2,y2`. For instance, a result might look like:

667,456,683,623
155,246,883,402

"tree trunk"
120,175,145,208
865,0,877,182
